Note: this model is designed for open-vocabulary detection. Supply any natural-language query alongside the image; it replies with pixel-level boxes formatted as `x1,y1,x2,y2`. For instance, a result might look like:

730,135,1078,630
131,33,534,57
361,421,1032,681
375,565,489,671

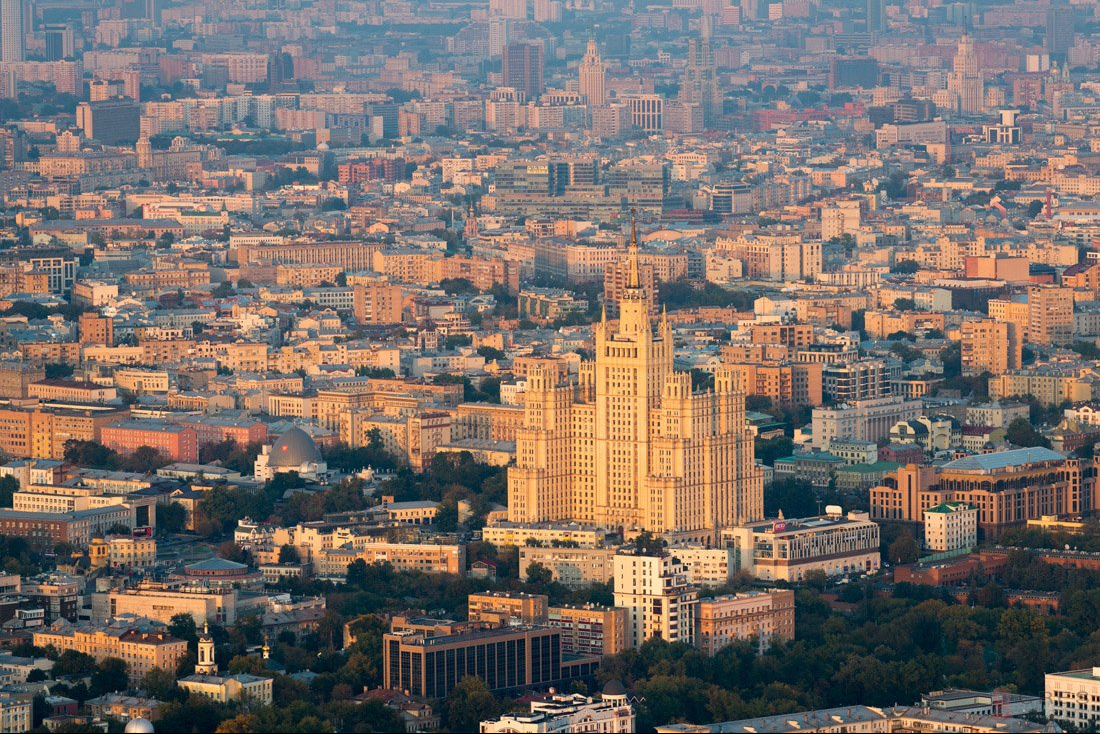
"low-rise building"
722,509,881,582
33,622,187,684
1046,667,1100,730
518,546,616,588
695,589,795,656
480,689,635,733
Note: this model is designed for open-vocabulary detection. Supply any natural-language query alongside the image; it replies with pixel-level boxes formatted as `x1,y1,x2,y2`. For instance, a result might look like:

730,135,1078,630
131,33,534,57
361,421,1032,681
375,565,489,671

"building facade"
508,221,762,541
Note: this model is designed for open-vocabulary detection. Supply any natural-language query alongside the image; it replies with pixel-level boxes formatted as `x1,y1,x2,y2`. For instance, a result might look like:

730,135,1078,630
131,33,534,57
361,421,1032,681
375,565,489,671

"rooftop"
940,447,1065,472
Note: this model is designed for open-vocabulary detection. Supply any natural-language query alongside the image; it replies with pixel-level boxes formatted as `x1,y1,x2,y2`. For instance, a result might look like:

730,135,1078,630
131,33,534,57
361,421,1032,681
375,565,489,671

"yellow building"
34,623,187,684
88,535,157,570
960,319,1021,376
508,218,762,542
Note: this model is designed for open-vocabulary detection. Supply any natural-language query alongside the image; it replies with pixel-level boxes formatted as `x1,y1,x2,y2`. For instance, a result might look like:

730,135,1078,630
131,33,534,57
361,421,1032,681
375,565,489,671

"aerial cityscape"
0,0,1096,731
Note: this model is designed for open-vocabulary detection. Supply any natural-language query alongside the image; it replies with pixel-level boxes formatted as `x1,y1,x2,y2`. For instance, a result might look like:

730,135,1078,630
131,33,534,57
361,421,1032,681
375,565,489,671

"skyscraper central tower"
578,38,606,106
508,213,763,541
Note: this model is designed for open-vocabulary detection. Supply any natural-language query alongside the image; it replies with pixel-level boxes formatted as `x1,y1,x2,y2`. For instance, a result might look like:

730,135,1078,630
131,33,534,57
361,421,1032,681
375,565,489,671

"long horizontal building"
383,616,599,698
655,704,1050,733
871,448,1085,538
34,622,187,684
721,510,881,582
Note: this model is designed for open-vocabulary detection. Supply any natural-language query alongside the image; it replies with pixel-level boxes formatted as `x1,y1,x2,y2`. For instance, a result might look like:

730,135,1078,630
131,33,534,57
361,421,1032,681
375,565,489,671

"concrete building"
1046,667,1100,730
34,623,187,685
812,396,921,450
508,219,762,541
481,689,635,733
923,502,978,552
518,545,615,588
613,549,697,648
468,591,548,625
961,319,1022,376
547,604,629,657
872,449,1085,537
695,589,795,656
76,99,141,146
383,617,598,697
1027,286,1074,346
722,509,881,582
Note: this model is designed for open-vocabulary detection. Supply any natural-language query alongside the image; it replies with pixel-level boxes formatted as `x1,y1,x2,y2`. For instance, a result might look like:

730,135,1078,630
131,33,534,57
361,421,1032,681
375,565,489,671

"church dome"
268,428,322,468
124,719,155,734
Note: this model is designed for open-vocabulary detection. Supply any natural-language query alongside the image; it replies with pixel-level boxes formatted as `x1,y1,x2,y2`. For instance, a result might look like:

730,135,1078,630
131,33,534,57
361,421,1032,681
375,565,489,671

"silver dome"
268,427,322,468
125,719,155,734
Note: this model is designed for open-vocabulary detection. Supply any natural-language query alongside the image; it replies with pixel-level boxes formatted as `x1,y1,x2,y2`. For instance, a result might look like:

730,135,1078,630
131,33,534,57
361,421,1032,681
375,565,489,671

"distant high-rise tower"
1,0,24,63
947,34,983,114
578,38,606,106
1046,5,1075,57
680,20,720,123
488,18,510,57
503,42,544,100
866,0,884,32
43,23,74,61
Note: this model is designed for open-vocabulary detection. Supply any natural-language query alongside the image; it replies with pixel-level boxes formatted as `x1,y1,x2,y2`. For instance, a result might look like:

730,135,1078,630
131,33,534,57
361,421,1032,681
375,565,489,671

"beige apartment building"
518,545,616,587
508,227,762,540
727,361,823,409
960,319,1021,376
468,591,549,625
314,541,466,579
695,589,795,656
34,624,187,684
1027,286,1074,346
613,550,697,647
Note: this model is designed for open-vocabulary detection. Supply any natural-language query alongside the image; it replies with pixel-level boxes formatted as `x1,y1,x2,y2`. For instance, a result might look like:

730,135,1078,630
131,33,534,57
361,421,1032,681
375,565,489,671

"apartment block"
695,589,795,656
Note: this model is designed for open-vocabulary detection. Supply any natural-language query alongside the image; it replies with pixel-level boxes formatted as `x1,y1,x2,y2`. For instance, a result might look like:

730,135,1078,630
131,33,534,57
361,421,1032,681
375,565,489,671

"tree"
0,475,17,508
168,613,198,646
445,676,503,732
120,445,170,473
90,657,129,696
1027,200,1045,219
217,541,249,564
887,531,920,564
279,544,301,564
212,281,235,298
890,260,920,274
526,561,553,586
52,650,96,678
755,437,793,467
62,440,120,470
893,298,916,311
141,667,182,701
157,502,188,535
1005,417,1051,448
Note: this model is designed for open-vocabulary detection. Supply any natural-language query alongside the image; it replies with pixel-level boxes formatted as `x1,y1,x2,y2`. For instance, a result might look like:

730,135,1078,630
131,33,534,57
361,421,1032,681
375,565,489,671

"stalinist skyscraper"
948,34,983,114
578,38,606,106
508,214,763,542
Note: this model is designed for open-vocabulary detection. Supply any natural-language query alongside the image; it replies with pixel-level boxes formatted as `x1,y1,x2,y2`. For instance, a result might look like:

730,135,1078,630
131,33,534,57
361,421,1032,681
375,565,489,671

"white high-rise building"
0,0,24,63
613,549,698,648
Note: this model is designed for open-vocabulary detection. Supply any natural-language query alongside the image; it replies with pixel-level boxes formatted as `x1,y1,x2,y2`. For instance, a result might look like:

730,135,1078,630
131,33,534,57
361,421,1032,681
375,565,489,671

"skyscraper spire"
628,208,640,289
